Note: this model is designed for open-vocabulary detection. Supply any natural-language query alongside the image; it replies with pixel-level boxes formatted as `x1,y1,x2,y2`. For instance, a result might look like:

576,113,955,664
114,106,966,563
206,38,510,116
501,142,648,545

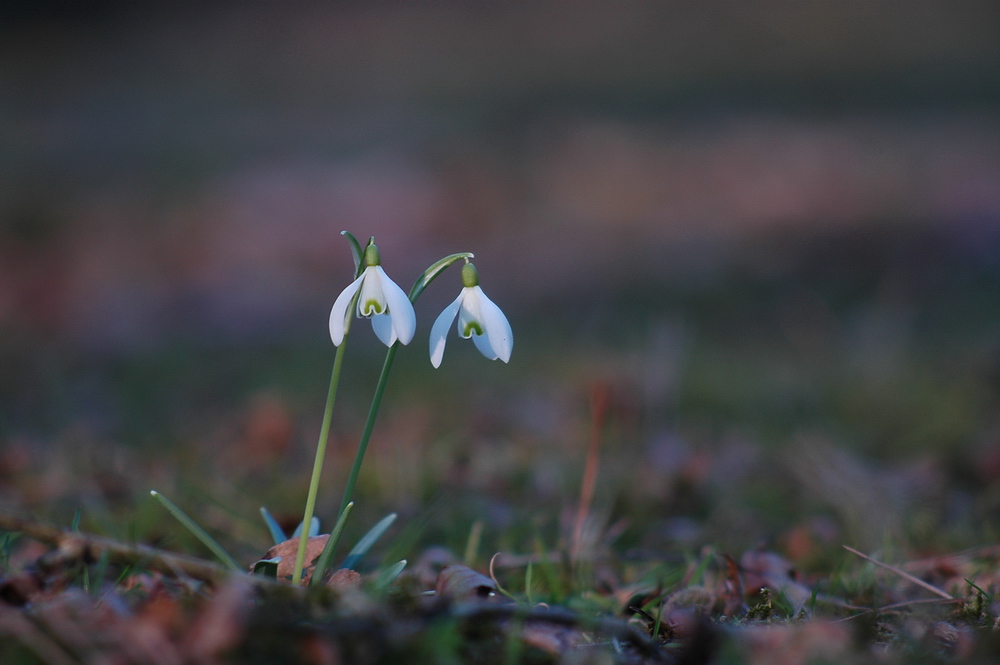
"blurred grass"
1,5,999,660
3,224,999,573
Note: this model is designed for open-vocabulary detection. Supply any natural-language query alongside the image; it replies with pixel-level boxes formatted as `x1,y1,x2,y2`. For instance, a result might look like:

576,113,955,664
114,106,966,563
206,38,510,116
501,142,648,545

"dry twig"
843,545,953,600
0,510,229,584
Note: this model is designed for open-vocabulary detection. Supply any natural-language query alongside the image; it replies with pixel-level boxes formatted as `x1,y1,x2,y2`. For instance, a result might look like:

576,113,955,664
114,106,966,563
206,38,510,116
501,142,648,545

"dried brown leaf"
435,564,499,601
256,535,330,584
738,621,852,665
520,622,584,655
327,568,362,590
185,576,255,664
411,546,458,590
721,553,746,616
0,603,77,665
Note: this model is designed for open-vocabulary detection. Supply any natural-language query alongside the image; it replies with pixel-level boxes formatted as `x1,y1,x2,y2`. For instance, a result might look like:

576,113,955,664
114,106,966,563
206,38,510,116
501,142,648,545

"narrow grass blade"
0,533,16,572
150,491,242,572
341,512,397,571
310,502,354,587
292,516,320,539
90,551,110,597
463,520,483,566
259,507,286,546
965,578,992,600
689,549,714,586
533,534,562,602
374,559,407,590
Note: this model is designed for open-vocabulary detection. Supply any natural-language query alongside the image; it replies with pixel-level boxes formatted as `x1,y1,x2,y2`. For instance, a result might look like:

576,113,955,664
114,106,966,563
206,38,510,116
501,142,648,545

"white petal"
455,287,484,339
429,294,463,368
472,329,499,360
474,287,513,363
329,272,366,345
356,266,385,317
376,266,416,345
371,313,397,346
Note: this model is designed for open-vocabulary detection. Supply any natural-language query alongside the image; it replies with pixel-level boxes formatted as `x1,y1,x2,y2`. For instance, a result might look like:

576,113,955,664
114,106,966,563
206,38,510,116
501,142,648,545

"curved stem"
292,336,350,585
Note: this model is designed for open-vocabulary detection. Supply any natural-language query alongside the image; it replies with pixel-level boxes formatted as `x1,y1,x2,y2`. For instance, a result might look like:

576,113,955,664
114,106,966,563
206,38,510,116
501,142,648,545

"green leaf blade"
292,516,320,539
259,506,287,546
252,557,281,578
150,491,242,572
310,501,355,587
341,512,397,571
374,559,407,590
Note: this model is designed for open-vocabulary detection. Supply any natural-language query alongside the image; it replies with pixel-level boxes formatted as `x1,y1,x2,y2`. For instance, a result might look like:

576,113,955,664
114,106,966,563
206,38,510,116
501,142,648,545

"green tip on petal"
461,262,479,288
364,243,381,266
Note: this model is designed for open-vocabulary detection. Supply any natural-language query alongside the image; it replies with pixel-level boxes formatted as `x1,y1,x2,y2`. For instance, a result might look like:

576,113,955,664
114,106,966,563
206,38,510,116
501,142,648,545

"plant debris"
4,509,1000,664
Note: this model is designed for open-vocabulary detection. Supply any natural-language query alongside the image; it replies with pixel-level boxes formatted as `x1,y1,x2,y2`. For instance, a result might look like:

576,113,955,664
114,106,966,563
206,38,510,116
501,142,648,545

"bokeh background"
2,2,1000,567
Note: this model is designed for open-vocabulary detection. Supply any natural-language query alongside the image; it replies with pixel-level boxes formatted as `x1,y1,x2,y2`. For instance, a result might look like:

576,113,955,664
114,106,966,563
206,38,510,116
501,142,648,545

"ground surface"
3,227,1000,663
2,3,1000,663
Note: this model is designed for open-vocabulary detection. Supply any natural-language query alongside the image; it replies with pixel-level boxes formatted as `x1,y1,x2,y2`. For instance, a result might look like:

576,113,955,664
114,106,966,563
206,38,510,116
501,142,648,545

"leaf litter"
3,507,1000,664
5,231,1000,662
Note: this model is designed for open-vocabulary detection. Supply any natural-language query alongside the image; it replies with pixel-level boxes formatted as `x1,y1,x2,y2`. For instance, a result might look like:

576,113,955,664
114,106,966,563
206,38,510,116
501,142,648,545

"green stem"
337,343,398,517
311,343,397,585
292,335,350,585
310,250,472,584
333,253,473,516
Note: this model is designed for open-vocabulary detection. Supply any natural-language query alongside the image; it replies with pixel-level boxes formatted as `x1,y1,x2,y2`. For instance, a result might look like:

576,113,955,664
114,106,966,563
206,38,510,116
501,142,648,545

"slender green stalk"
337,343,397,517
150,491,243,572
292,334,350,585
311,250,473,584
310,344,396,580
309,342,397,584
333,251,471,520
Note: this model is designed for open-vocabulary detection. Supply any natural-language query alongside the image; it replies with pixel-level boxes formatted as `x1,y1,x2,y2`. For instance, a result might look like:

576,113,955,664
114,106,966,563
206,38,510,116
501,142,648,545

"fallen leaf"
520,622,583,655
185,576,255,663
327,568,362,590
721,553,746,616
254,535,330,584
738,621,852,665
411,546,458,590
435,565,499,601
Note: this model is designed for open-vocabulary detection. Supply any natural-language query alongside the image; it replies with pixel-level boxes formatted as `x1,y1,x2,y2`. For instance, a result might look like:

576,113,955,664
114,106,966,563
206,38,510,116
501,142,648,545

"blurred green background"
1,2,1000,567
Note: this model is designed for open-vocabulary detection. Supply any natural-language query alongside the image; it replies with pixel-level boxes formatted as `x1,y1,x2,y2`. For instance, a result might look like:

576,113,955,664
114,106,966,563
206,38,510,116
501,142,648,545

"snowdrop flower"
430,262,512,368
330,243,416,347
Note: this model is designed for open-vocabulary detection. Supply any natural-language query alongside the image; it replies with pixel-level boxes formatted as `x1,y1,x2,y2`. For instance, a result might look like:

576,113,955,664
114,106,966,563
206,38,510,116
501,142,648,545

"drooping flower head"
429,262,512,368
329,242,416,347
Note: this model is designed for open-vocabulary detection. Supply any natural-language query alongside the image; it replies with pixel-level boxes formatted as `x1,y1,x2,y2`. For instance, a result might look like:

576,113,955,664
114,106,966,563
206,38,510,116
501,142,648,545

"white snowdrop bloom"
329,244,416,347
429,263,512,368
